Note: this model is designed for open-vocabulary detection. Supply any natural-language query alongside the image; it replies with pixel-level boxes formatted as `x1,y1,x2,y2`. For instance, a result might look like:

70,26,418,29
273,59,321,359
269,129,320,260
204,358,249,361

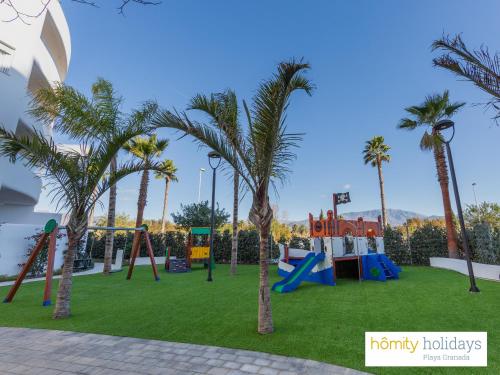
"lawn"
0,264,498,374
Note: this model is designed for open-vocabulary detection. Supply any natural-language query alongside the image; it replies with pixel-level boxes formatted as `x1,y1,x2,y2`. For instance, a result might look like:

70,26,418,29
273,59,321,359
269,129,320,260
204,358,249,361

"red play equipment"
4,221,160,307
126,224,160,281
3,219,59,306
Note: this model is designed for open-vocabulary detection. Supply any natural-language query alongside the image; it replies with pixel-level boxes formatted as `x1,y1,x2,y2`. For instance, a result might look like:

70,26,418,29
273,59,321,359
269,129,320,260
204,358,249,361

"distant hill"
286,209,442,227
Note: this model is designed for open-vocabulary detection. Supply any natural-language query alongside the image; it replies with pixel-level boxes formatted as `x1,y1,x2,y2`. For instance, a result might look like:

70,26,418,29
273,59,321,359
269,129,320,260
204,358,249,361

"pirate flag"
334,192,351,205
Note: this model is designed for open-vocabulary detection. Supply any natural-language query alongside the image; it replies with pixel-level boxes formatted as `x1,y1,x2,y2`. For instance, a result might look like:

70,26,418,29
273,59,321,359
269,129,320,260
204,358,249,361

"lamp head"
208,151,222,169
435,119,455,132
208,151,221,160
435,119,455,143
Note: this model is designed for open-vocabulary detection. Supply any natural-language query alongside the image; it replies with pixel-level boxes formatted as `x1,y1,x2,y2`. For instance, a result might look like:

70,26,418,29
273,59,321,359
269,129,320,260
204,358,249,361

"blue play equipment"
272,252,326,293
272,251,401,293
362,254,401,281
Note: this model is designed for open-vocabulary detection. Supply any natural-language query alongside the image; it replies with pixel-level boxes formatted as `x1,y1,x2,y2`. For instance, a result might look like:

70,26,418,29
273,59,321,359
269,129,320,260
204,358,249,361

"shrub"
383,226,410,265
85,229,284,264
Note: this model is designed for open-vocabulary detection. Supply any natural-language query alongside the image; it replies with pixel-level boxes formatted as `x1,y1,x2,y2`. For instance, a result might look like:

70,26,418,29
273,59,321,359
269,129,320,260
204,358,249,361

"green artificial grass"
0,265,498,374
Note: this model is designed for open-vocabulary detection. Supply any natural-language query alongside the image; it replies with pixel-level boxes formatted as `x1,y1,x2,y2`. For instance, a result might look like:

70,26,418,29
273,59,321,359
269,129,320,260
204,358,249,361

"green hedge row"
384,223,500,265
86,230,282,264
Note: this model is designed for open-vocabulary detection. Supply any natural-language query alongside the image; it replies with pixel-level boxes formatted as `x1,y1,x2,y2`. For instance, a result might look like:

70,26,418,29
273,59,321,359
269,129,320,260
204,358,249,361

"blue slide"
272,252,325,293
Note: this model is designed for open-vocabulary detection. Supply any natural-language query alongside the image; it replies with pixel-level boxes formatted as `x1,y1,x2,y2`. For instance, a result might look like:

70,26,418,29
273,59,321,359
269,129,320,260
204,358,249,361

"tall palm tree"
398,90,464,258
28,78,135,275
154,159,178,233
432,34,500,121
0,102,159,319
187,90,241,275
363,136,390,229
124,134,168,255
154,59,313,333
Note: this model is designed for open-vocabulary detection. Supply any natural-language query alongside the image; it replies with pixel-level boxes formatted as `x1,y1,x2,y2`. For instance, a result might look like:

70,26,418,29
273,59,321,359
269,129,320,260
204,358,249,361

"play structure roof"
191,227,211,235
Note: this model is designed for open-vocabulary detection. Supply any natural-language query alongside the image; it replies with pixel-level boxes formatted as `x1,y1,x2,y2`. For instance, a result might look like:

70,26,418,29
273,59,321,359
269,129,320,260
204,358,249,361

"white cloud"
343,184,351,190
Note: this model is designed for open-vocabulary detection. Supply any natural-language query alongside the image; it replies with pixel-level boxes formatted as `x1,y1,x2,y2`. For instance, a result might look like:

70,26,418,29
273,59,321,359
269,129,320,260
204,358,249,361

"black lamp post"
435,119,480,293
207,151,221,282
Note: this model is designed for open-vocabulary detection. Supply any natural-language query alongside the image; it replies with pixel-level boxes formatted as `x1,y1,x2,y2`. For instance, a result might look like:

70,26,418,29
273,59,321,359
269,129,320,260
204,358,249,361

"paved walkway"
0,328,369,375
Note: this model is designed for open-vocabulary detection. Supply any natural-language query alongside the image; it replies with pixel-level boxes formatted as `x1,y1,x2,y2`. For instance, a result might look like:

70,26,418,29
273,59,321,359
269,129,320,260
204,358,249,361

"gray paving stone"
0,327,371,375
223,361,242,369
240,363,261,373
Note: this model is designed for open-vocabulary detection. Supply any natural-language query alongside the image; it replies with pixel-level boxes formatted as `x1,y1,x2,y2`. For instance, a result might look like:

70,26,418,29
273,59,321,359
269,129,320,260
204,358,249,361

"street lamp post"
472,182,479,207
435,119,480,293
198,168,206,203
207,151,221,282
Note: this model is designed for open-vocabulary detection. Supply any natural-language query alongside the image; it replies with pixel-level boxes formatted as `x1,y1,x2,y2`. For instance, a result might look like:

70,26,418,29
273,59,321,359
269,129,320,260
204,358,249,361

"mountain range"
286,209,442,227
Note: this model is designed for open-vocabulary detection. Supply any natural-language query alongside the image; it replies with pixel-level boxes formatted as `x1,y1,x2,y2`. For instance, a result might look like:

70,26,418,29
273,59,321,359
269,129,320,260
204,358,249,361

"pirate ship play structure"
272,193,401,293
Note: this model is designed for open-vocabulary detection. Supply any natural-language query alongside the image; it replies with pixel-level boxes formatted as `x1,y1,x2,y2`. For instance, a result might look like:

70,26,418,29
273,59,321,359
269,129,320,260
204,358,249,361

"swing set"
3,220,160,307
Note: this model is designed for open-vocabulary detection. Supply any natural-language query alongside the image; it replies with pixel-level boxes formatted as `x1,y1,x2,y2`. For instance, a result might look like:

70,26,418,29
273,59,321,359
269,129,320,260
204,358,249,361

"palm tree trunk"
103,156,117,274
131,169,150,257
376,157,388,229
230,169,239,275
434,143,459,258
161,178,170,233
53,220,86,319
257,221,273,334
250,190,274,334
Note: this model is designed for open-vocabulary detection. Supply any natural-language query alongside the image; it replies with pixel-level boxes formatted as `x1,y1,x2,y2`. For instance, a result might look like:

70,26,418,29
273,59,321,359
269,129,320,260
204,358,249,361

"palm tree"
398,90,464,258
124,134,168,255
154,159,178,233
187,90,241,275
0,101,159,319
363,136,390,229
432,34,500,121
28,78,133,275
154,59,313,333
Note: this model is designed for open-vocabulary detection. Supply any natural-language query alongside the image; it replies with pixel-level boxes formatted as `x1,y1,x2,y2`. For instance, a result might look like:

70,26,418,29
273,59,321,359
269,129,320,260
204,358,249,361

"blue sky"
36,0,500,222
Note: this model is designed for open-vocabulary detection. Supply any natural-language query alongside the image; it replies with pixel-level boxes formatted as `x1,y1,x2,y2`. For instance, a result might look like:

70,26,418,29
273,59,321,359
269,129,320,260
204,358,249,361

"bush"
383,226,409,265
86,229,283,265
289,236,311,250
469,223,500,265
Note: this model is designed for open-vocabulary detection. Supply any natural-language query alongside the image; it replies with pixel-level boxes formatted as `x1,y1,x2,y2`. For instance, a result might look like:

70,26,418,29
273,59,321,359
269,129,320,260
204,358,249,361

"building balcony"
0,158,42,207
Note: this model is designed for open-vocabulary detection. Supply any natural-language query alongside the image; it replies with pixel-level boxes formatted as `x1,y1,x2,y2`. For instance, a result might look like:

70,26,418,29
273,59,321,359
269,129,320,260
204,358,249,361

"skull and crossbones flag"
334,192,351,205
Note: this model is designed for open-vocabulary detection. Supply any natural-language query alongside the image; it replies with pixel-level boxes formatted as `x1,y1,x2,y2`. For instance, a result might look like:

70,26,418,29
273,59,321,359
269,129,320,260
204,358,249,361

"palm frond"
250,58,312,188
28,83,103,140
433,34,500,103
419,131,441,151
153,109,256,193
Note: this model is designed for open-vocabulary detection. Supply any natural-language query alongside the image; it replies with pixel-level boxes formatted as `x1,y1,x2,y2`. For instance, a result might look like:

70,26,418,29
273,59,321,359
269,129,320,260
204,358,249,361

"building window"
0,41,15,75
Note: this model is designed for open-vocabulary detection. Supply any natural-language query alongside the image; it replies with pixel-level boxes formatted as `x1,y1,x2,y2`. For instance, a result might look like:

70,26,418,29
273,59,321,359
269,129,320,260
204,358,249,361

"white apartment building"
0,1,71,276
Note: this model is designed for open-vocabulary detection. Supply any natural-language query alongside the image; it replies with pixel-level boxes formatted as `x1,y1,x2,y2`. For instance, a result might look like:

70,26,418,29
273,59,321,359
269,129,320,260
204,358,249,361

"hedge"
86,224,500,267
384,223,500,266
86,229,283,264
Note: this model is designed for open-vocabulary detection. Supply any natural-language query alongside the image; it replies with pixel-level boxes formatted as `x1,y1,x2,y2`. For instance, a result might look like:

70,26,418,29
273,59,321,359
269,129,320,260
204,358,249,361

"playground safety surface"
0,327,370,374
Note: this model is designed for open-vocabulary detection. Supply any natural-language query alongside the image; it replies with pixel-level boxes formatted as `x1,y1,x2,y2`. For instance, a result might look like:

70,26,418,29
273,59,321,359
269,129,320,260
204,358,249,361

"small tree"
363,136,390,229
154,159,178,233
189,90,241,276
154,59,313,334
171,201,230,230
464,202,500,229
0,105,159,318
123,135,168,255
398,90,464,258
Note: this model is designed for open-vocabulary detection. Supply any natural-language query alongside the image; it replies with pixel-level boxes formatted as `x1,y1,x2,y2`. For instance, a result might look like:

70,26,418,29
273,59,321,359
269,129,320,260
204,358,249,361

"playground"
0,264,498,375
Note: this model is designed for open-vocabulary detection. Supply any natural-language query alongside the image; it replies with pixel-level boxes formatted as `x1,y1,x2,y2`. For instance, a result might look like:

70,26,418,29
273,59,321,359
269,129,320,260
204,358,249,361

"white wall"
430,257,499,282
0,223,67,276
